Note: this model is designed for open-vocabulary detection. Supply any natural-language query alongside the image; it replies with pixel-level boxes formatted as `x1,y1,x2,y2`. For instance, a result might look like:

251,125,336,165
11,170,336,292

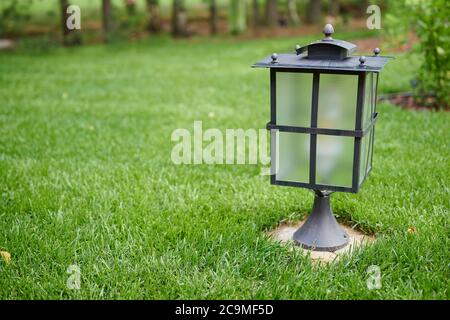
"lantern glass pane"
276,72,313,127
317,74,358,130
359,128,373,183
363,72,374,129
373,73,379,113
367,129,374,172
276,132,310,183
316,135,354,187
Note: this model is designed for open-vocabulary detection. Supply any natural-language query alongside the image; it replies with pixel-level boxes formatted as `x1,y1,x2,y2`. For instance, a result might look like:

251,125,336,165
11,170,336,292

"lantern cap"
294,24,357,60
253,24,392,72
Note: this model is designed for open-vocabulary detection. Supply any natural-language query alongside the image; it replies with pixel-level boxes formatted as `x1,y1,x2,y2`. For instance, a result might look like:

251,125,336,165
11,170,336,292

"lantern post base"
293,190,349,252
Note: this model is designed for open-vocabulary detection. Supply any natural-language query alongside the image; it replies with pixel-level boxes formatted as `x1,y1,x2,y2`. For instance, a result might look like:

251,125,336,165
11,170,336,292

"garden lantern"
253,24,391,251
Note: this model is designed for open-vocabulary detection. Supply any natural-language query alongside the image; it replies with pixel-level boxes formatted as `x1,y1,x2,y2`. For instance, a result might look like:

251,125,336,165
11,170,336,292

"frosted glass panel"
276,72,313,127
276,132,310,183
373,73,378,113
317,74,358,130
367,131,374,173
359,128,373,183
363,72,374,129
316,135,354,187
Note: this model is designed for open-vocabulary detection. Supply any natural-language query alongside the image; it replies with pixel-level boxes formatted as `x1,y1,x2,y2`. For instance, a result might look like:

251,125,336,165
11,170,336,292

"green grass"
0,33,449,299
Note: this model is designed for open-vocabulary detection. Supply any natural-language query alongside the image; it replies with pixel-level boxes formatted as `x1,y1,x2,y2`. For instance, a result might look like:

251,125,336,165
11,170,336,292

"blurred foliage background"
0,0,448,107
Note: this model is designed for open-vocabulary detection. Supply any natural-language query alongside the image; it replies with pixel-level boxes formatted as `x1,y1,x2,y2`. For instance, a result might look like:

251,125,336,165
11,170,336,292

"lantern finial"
359,55,367,66
271,53,278,63
323,24,334,40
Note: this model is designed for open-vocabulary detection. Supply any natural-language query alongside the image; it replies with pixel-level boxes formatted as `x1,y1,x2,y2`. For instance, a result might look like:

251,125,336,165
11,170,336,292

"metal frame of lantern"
253,24,391,251
266,68,378,194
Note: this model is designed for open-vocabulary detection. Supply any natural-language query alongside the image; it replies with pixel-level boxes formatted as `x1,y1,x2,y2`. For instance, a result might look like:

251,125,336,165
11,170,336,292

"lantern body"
268,69,379,193
254,31,390,193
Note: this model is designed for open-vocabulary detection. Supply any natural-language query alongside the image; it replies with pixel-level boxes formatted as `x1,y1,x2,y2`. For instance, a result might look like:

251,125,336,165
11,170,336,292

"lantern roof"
295,38,357,59
253,24,392,72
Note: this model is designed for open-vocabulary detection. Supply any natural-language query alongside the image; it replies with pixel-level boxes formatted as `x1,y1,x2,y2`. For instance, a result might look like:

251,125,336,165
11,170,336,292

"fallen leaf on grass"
0,251,11,264
407,227,417,234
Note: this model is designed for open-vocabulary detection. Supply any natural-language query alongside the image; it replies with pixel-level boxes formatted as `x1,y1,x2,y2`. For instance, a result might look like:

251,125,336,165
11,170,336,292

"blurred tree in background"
329,0,339,16
102,0,113,42
287,0,300,25
306,0,321,24
172,0,188,37
252,0,260,27
146,0,161,33
229,0,246,34
209,0,219,35
265,0,278,27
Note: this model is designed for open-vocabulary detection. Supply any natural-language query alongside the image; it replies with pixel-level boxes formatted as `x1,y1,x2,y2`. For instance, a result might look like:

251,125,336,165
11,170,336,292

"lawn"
0,33,449,299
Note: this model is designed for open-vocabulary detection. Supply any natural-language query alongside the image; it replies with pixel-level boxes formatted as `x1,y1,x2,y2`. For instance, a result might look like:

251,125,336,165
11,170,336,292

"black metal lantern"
253,24,391,251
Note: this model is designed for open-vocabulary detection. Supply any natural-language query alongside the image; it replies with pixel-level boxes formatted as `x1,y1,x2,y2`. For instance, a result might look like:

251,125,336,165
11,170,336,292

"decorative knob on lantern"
359,55,367,66
323,24,334,40
271,53,278,63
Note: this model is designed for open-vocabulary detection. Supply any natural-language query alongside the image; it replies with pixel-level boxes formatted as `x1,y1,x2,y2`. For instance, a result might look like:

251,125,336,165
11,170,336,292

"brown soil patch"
379,93,448,111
